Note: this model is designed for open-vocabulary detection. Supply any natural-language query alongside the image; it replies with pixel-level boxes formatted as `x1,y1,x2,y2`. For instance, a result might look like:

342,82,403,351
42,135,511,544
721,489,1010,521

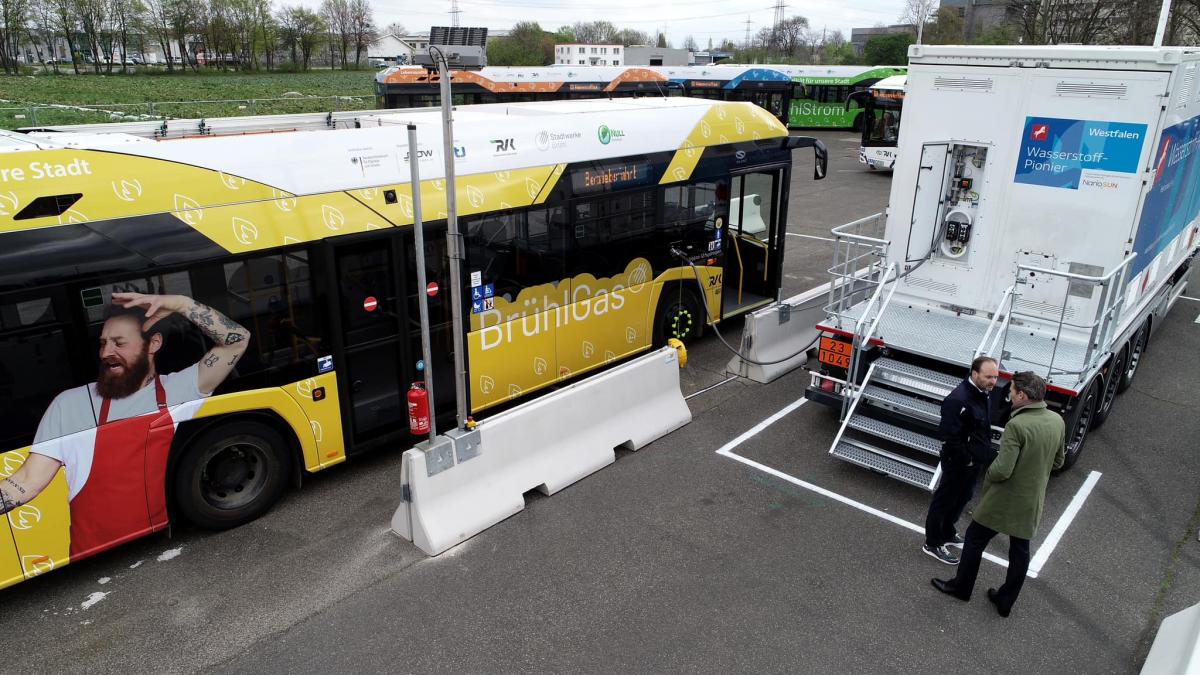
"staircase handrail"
973,284,1016,363
842,262,898,417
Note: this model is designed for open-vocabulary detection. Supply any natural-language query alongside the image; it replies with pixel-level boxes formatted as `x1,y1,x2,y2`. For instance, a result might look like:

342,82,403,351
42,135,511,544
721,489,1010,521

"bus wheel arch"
652,281,704,345
170,413,299,529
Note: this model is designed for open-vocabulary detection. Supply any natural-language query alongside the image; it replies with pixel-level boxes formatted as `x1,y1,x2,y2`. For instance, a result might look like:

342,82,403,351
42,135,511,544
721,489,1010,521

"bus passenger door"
329,236,409,449
724,169,786,318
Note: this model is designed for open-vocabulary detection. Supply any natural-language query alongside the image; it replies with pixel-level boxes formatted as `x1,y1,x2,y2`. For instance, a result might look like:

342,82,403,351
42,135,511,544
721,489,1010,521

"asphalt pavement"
2,130,1198,674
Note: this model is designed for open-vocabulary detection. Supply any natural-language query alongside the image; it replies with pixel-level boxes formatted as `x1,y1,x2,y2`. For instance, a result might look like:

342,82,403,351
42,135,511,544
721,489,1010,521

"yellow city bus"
0,97,826,588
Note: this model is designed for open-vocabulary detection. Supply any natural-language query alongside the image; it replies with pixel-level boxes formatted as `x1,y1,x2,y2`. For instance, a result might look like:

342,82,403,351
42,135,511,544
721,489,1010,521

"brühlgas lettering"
0,158,93,182
478,284,628,351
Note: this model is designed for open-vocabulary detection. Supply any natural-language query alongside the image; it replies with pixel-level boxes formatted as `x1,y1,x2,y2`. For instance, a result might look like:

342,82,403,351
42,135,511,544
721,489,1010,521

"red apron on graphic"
68,376,175,561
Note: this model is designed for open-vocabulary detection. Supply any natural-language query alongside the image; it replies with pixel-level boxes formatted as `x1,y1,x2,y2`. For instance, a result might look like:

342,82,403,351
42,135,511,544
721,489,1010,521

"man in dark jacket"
922,356,999,565
931,371,1066,616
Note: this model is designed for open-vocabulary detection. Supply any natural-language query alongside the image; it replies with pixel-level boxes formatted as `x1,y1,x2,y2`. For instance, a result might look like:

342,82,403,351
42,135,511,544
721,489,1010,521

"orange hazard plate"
818,336,852,369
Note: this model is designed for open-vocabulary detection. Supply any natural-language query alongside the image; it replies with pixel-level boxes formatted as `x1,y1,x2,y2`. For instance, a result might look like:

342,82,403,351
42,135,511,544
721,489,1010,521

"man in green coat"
931,371,1066,616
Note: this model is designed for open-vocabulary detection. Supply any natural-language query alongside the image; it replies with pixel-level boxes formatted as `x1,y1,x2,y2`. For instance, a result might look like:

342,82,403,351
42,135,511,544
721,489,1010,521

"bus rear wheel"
1060,379,1098,471
653,286,703,345
174,421,291,529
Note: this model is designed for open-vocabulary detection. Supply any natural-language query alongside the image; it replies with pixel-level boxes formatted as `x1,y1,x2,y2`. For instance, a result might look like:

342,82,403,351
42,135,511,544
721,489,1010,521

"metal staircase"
830,356,956,491
817,213,960,491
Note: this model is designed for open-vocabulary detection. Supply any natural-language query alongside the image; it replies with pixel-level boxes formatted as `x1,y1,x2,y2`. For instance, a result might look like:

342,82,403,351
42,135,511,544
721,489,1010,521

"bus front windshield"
865,97,902,144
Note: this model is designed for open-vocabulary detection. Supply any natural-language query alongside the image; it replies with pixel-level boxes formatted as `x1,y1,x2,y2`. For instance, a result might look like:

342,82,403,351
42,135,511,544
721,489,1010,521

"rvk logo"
1030,124,1049,141
491,138,516,153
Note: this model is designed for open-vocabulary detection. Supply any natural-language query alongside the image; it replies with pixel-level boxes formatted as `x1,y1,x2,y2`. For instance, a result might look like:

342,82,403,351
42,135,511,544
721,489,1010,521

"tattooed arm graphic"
111,293,251,396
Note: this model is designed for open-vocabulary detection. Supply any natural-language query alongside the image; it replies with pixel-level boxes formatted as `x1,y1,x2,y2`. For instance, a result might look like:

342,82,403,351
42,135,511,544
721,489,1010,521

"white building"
555,43,623,67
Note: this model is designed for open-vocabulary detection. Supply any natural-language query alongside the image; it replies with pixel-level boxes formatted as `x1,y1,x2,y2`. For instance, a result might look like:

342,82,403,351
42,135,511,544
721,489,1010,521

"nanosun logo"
1030,123,1049,141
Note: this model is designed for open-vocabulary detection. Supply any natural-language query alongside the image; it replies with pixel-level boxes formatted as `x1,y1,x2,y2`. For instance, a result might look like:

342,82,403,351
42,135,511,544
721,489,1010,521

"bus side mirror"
813,139,828,180
783,136,828,181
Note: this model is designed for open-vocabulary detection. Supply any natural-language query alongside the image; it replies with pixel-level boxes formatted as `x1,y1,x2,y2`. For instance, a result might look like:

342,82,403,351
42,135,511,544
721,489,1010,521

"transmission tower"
743,16,753,49
771,0,786,44
449,0,461,27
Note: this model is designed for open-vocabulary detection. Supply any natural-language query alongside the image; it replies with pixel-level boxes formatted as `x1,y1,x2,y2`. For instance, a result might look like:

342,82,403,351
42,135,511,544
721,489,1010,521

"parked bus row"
0,97,827,589
374,64,907,130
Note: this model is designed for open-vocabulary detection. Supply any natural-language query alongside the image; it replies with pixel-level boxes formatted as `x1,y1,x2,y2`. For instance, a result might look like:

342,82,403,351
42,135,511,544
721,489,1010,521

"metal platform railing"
978,254,1136,380
825,211,889,331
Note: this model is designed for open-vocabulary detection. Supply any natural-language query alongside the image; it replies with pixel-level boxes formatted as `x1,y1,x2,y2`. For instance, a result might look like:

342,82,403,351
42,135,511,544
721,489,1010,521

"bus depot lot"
2,131,1197,674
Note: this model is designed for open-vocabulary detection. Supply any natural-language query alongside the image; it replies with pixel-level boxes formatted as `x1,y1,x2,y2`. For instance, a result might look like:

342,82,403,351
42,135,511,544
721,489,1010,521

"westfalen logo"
597,124,626,145
1030,123,1049,141
491,138,516,154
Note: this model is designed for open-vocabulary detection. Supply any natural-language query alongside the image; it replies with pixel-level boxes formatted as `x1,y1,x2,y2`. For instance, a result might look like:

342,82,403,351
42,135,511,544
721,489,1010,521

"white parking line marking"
786,232,836,243
1029,471,1102,576
715,397,1014,572
685,376,738,400
1179,295,1200,302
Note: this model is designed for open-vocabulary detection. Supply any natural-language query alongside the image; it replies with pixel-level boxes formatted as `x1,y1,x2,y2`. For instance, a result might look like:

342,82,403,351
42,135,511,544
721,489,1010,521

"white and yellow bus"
0,97,826,588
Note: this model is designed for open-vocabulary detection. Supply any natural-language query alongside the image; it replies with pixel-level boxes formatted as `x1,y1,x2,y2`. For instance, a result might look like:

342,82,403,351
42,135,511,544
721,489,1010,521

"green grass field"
0,70,379,129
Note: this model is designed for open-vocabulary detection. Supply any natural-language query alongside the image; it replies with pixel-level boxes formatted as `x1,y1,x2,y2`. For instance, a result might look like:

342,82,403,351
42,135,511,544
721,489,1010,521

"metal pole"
407,123,438,442
434,47,470,429
1154,0,1173,46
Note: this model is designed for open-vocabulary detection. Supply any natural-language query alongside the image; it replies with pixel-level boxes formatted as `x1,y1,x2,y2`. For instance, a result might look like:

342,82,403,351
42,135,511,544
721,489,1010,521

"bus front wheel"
174,420,292,529
653,286,703,345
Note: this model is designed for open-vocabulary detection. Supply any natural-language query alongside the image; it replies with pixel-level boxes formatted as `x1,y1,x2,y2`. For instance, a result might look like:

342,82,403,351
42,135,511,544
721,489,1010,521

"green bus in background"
773,65,907,129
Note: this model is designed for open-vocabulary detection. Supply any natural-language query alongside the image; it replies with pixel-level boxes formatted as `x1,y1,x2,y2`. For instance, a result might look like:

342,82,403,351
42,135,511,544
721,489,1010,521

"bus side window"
212,250,321,383
0,292,74,449
465,209,567,303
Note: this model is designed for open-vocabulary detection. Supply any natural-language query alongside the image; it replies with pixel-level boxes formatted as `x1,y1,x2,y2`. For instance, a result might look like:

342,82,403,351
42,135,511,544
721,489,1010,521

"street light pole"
431,45,470,430
1154,0,1173,47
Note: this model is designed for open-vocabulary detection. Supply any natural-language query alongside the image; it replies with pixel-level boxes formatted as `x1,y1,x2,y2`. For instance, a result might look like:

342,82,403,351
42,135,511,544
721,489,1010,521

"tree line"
0,0,384,74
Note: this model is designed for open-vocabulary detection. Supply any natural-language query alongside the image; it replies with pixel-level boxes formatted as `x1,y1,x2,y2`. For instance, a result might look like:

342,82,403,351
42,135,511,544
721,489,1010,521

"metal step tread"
873,357,959,398
847,413,941,457
861,384,942,421
832,439,935,490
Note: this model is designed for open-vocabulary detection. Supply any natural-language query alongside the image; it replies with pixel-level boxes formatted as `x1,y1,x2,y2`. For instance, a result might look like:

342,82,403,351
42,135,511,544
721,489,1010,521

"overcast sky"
335,0,907,48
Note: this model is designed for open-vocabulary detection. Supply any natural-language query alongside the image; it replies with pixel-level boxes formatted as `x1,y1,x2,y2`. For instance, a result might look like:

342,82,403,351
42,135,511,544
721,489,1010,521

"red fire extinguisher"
408,381,430,435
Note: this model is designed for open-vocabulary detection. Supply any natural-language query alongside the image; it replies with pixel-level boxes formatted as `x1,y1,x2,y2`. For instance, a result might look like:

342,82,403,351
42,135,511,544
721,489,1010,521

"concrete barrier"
1141,601,1200,674
725,283,828,383
392,346,691,556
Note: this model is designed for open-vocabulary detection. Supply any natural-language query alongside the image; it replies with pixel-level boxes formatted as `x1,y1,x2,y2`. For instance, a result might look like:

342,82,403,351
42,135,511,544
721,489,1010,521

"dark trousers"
950,520,1031,608
924,459,981,548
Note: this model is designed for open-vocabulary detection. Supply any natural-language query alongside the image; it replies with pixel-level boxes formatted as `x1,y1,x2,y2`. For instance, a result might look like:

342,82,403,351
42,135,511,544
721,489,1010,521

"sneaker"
947,533,966,547
923,544,960,565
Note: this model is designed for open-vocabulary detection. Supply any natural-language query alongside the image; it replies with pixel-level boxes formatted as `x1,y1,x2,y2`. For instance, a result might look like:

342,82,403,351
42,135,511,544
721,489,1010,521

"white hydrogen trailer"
806,45,1200,489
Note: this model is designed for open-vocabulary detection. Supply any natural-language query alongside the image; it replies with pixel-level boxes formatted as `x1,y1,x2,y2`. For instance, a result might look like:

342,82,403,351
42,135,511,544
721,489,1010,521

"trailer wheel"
1117,322,1148,393
174,421,291,529
653,285,703,345
1060,379,1098,471
1090,350,1125,429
